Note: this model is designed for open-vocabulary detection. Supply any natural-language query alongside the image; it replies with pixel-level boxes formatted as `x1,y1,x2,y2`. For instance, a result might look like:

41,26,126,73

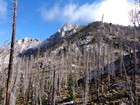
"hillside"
0,21,140,105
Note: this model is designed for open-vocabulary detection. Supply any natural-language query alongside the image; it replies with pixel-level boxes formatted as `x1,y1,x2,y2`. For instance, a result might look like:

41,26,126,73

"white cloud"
0,0,8,21
41,5,59,21
95,0,133,26
40,0,134,26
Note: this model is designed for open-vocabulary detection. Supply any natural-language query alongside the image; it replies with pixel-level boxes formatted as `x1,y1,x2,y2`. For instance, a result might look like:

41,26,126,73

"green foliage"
42,95,47,105
0,88,3,105
67,73,76,101
88,37,97,44
25,100,31,105
25,96,48,105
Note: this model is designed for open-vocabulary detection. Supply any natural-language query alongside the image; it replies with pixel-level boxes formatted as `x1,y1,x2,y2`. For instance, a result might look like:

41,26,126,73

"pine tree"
67,72,75,101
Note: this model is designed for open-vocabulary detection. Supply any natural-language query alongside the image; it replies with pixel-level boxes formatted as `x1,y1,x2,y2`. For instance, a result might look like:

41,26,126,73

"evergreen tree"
67,73,75,101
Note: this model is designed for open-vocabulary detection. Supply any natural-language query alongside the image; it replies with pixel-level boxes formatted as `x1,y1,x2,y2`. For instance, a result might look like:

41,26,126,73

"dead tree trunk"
101,45,105,95
107,44,111,86
84,50,89,105
132,25,137,105
97,43,101,103
51,57,56,105
4,0,17,105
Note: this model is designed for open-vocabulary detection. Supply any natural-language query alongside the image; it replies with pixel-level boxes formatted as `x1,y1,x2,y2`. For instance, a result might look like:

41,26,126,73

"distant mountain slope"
1,21,140,65
0,37,40,65
20,23,83,56
20,21,140,57
0,23,82,70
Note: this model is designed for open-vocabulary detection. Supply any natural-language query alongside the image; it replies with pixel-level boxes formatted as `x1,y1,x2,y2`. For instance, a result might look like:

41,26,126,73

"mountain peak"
16,37,39,45
62,23,80,31
59,23,80,37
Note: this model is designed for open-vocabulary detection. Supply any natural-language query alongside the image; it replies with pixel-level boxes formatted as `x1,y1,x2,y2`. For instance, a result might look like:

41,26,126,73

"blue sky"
0,0,133,46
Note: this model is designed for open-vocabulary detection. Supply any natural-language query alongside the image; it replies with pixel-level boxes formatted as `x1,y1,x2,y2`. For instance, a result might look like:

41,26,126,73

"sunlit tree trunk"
51,56,56,105
4,0,18,105
84,50,89,105
101,45,105,95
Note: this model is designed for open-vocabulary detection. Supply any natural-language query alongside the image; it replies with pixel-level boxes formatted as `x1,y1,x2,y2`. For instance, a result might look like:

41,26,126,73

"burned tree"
129,1,140,104
4,0,18,105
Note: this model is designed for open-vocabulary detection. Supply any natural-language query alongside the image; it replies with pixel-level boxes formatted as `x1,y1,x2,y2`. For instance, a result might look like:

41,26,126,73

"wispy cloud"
0,0,8,21
0,31,9,45
40,0,133,26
